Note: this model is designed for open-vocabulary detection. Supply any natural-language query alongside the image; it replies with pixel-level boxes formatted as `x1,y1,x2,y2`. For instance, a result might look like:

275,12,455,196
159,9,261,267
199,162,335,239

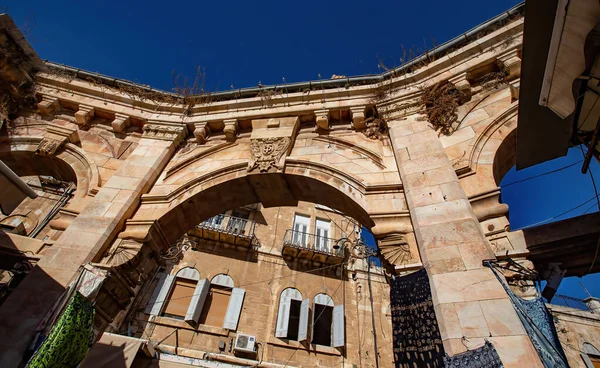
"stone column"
0,123,185,367
388,115,542,367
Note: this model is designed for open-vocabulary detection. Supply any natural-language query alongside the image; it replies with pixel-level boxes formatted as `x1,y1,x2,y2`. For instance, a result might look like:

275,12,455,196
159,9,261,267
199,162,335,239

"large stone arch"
1,136,100,200
119,160,386,251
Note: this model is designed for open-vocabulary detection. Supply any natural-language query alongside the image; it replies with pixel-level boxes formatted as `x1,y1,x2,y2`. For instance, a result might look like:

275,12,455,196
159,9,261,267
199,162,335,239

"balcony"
189,214,256,248
281,229,345,265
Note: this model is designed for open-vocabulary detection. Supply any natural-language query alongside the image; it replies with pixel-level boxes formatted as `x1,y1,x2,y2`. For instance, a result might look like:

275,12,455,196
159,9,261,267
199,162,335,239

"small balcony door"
315,219,331,252
292,214,310,247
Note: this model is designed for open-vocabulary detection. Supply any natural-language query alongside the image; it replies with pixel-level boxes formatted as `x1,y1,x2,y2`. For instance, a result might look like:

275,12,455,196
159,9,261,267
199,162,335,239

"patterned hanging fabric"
391,268,445,368
444,340,503,367
486,263,568,368
26,291,95,368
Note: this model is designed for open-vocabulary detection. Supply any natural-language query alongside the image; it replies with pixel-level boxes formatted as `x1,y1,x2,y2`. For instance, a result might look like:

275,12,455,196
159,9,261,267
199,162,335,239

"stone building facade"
1,4,599,368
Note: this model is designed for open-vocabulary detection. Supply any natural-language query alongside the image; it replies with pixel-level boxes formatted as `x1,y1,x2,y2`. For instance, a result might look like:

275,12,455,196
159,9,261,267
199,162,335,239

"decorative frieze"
223,119,238,141
142,124,185,145
74,105,95,125
247,137,292,173
193,122,211,144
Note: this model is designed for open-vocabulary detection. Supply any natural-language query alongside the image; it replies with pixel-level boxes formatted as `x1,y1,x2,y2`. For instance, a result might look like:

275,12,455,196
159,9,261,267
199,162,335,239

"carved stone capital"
37,96,59,115
497,49,521,80
36,123,80,156
248,137,292,173
315,109,329,130
111,113,130,133
193,122,211,144
74,105,95,125
350,106,366,130
223,119,238,141
142,124,186,145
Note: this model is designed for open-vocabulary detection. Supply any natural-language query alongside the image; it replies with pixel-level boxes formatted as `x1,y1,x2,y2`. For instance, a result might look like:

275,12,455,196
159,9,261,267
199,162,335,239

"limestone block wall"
549,304,600,367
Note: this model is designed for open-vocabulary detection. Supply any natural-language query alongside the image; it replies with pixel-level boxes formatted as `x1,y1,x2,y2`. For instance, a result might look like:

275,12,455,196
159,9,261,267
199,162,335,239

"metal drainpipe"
42,1,524,103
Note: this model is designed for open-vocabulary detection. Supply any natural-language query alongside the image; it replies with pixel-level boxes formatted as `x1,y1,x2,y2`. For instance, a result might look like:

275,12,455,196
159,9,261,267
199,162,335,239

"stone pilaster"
388,115,542,366
0,122,186,367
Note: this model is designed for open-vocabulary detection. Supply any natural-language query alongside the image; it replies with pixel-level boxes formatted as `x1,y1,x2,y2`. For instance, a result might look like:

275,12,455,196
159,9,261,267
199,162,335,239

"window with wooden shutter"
332,304,345,347
298,298,309,342
149,274,175,316
145,273,168,314
292,214,310,246
199,285,231,327
311,293,335,346
185,278,210,324
162,278,197,319
315,219,331,252
276,288,303,340
223,288,245,330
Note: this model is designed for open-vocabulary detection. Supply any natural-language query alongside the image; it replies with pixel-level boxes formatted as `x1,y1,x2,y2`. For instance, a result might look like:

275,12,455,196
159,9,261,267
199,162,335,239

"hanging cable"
501,160,582,188
578,145,600,273
518,193,600,230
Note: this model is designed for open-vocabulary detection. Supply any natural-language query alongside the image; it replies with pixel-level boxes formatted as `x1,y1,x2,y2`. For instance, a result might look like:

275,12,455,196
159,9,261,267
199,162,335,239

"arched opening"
493,129,517,186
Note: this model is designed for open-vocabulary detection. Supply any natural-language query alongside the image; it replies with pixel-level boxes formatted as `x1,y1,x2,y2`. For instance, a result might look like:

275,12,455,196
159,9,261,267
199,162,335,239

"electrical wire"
501,160,583,188
578,145,600,273
518,193,600,230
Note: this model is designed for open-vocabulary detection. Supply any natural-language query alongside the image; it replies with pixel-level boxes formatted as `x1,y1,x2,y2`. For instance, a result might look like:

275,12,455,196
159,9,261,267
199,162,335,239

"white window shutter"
310,298,316,343
332,304,345,347
275,296,291,338
223,288,245,330
185,278,210,324
298,298,310,342
148,274,174,316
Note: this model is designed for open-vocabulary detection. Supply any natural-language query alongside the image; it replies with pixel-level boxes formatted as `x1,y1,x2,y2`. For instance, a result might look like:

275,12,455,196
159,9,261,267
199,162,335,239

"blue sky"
6,1,597,305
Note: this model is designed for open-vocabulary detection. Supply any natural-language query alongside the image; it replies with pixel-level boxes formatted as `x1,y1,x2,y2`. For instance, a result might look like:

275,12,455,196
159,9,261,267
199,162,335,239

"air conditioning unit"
233,333,256,354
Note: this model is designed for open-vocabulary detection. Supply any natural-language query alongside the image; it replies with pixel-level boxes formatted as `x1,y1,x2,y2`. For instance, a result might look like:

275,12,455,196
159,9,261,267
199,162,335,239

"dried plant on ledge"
363,115,389,140
419,83,463,136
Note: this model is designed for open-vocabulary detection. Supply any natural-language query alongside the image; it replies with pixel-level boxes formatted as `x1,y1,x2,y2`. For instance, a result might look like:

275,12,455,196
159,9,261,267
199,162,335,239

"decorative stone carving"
315,109,329,130
497,49,521,80
111,113,130,133
350,106,366,130
223,119,238,141
248,137,291,173
35,123,80,156
193,122,211,144
74,105,95,125
378,234,413,266
142,124,185,145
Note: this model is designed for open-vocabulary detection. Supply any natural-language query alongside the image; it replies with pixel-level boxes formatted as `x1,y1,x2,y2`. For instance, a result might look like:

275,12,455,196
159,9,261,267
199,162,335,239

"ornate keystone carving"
74,105,95,125
37,96,59,115
350,106,366,130
497,49,521,80
315,109,329,130
111,113,130,133
142,124,185,145
248,137,291,173
193,122,211,144
223,119,238,141
36,123,80,156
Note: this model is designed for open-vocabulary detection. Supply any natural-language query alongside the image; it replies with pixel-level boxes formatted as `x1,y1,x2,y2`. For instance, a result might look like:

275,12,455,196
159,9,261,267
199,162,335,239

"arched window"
312,293,344,347
275,288,307,341
582,342,600,367
146,270,245,331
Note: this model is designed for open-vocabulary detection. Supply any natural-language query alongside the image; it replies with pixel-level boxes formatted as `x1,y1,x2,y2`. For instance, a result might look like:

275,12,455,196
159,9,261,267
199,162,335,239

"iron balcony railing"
198,214,256,238
283,229,344,257
551,294,591,312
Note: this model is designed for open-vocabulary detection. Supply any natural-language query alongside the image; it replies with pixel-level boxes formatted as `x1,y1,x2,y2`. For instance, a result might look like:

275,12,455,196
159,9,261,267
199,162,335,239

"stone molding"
223,119,238,141
37,96,59,115
142,124,185,145
448,72,472,101
315,109,329,130
74,104,95,125
350,106,366,129
111,113,130,133
497,48,521,80
247,137,291,173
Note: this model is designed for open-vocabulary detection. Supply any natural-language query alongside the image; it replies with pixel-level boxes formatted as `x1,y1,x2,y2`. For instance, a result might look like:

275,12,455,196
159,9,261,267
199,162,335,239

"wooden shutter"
149,274,174,316
185,278,210,323
298,298,309,342
163,279,196,318
332,304,345,347
275,296,291,338
222,288,245,330
145,273,168,314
